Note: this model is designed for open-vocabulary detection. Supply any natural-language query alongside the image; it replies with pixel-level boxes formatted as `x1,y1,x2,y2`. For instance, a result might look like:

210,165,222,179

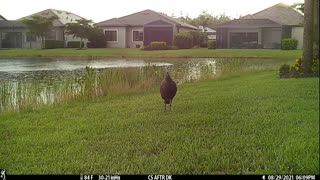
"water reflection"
0,58,216,112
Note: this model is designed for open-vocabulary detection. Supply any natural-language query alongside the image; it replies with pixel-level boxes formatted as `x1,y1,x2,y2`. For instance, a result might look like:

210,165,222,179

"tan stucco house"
216,3,304,49
0,9,85,48
95,9,198,48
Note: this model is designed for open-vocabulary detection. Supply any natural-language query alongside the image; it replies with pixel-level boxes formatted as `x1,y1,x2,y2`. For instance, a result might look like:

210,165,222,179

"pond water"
0,58,218,112
0,57,284,112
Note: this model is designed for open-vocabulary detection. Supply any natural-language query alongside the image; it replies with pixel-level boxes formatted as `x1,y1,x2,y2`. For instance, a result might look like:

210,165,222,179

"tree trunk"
301,0,314,76
41,36,44,49
80,38,83,49
313,0,319,60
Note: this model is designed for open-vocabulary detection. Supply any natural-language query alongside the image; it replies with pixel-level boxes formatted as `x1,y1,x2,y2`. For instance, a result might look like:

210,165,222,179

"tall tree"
65,19,93,49
177,12,231,28
196,11,214,30
313,0,319,60
301,0,314,76
22,15,58,49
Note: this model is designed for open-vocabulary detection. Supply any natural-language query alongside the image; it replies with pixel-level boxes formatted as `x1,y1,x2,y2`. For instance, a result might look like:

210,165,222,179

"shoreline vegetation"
0,48,302,60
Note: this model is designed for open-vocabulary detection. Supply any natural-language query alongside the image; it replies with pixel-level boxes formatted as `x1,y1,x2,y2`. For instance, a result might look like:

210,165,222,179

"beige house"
216,3,304,49
95,9,198,48
0,9,85,48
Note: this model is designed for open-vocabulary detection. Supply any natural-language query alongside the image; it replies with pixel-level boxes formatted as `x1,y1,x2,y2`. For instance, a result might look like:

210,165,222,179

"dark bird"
160,66,177,111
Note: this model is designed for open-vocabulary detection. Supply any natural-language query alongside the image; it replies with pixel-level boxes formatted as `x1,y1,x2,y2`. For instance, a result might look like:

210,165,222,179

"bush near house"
174,32,193,49
67,41,84,48
208,40,216,49
150,41,168,50
281,38,298,50
44,40,64,49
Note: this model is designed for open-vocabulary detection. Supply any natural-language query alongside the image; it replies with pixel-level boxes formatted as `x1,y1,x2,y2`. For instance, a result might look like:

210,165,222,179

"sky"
0,0,303,23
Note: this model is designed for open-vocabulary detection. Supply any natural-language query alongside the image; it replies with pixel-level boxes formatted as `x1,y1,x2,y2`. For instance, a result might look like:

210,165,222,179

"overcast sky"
1,0,303,23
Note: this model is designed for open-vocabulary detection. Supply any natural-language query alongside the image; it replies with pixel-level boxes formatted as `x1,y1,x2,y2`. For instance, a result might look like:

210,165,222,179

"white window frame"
104,29,118,42
132,30,143,42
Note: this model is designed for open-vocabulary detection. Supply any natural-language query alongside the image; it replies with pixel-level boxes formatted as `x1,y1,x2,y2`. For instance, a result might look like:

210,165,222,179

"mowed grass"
0,48,302,60
0,71,318,174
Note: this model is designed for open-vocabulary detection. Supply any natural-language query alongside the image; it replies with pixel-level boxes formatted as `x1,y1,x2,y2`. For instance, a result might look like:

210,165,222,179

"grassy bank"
0,71,318,174
0,48,302,59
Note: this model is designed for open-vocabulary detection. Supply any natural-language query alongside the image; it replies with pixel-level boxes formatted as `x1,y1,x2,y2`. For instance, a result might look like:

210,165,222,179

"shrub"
87,27,106,48
281,38,298,50
279,64,291,78
279,57,320,78
174,32,193,49
67,41,84,48
189,31,207,47
44,40,64,49
150,41,167,50
312,59,319,77
208,40,216,49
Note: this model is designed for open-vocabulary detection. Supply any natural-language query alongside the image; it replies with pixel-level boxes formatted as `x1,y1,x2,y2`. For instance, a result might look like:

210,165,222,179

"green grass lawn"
0,70,318,174
0,48,302,60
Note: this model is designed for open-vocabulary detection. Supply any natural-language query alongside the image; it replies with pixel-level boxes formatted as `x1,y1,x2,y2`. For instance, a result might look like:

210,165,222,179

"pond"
0,58,285,112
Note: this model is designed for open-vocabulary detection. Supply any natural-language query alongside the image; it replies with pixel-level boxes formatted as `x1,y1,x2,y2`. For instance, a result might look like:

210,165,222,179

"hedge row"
44,40,64,49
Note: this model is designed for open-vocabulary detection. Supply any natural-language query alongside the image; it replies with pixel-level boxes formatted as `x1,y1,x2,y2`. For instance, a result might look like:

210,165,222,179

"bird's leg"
164,103,166,112
170,100,172,111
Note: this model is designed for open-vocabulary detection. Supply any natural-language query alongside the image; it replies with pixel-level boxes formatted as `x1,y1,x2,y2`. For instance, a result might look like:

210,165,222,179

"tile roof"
95,9,198,29
0,20,26,28
217,18,281,28
19,9,85,27
241,3,304,26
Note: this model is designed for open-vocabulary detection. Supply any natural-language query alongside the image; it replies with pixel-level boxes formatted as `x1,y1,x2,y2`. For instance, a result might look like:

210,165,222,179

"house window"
230,32,258,49
133,31,143,41
105,30,117,41
27,32,36,42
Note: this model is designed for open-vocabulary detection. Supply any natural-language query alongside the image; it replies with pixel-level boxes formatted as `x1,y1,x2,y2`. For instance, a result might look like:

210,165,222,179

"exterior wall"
178,27,194,33
102,26,126,48
227,28,262,48
262,27,281,49
291,26,303,49
127,26,144,48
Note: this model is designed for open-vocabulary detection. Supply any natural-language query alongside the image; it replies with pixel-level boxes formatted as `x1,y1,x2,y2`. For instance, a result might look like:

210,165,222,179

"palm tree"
301,0,314,76
313,0,319,60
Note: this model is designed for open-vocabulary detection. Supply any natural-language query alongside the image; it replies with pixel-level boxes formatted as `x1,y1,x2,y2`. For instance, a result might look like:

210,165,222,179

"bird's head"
164,65,173,80
165,65,170,73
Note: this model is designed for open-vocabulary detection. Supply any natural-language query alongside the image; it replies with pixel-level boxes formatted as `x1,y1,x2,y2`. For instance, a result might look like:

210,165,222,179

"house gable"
241,3,303,26
0,15,7,20
144,20,174,27
95,9,197,30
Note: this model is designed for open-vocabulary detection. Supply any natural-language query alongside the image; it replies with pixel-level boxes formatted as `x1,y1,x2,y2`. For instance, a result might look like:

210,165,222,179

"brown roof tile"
241,3,303,26
95,9,198,29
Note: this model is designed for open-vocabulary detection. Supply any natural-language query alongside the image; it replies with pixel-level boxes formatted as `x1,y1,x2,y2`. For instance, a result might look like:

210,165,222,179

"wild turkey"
160,66,177,111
